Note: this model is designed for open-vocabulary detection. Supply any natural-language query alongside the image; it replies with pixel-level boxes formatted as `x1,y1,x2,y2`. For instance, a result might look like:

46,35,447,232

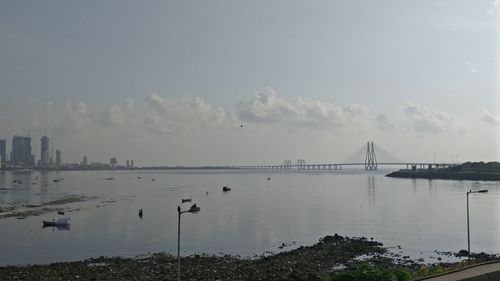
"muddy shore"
1,234,497,281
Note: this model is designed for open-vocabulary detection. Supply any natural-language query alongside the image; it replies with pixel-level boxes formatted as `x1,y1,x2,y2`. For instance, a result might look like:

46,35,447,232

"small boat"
53,179,60,183
151,179,156,181
138,209,143,218
267,177,271,180
105,177,114,180
222,186,231,192
57,210,65,215
181,198,192,203
137,177,142,179
43,218,70,227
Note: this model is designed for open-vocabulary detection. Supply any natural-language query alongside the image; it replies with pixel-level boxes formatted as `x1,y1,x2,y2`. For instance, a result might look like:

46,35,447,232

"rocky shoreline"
386,162,500,181
386,170,500,181
1,235,498,281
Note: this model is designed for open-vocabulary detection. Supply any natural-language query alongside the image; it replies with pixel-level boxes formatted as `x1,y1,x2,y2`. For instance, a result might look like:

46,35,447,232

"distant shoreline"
0,166,240,172
386,162,500,181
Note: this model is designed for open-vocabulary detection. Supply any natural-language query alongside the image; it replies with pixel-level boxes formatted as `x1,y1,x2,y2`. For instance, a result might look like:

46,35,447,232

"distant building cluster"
0,135,135,170
0,135,60,169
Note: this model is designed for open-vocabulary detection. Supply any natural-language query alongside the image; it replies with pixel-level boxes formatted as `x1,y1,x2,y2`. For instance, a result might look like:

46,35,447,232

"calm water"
1,169,500,266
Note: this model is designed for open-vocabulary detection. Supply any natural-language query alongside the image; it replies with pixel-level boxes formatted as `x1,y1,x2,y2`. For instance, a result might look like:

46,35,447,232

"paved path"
420,261,500,281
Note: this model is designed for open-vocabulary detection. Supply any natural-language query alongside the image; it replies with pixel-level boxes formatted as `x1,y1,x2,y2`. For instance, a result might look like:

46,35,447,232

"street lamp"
466,189,488,256
177,204,200,281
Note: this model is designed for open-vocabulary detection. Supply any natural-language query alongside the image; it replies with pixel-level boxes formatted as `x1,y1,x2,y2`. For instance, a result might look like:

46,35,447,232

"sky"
0,0,499,166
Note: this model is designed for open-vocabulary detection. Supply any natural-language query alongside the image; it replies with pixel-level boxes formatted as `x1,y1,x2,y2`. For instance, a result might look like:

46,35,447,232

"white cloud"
144,93,237,135
105,99,137,127
374,113,395,131
145,93,175,115
402,102,453,133
237,87,369,130
488,0,500,14
124,98,135,111
480,109,500,125
64,101,90,129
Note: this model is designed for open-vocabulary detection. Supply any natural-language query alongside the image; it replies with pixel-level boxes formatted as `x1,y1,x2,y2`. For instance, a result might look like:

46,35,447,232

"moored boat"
43,218,70,227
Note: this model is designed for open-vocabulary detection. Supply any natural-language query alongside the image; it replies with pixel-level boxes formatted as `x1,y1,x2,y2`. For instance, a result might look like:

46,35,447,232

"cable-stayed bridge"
224,142,459,171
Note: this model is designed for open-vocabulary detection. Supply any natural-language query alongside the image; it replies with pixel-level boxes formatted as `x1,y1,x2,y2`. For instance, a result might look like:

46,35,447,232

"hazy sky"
0,1,499,166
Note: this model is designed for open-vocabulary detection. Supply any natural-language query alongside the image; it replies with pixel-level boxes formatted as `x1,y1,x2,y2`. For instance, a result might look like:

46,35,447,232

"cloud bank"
402,102,454,133
238,87,370,130
0,88,488,164
480,109,500,125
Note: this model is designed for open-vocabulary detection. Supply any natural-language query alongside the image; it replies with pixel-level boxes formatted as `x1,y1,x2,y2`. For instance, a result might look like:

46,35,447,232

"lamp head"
189,204,200,214
478,189,488,193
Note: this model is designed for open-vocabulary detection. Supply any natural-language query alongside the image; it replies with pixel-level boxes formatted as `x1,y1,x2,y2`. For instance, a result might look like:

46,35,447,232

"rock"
307,273,321,281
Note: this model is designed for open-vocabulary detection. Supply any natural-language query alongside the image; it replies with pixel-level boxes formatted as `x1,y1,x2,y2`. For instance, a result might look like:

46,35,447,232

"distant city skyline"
0,1,498,165
0,134,134,168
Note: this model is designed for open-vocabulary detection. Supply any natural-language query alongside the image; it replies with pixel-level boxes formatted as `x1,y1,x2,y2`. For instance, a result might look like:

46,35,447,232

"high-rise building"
0,139,6,167
40,136,50,167
131,160,134,168
11,135,32,167
56,150,61,168
110,157,117,168
82,156,88,166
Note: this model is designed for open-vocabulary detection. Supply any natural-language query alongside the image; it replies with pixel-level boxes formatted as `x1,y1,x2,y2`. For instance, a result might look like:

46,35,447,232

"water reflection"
367,175,375,205
0,172,7,205
42,224,71,231
0,170,499,266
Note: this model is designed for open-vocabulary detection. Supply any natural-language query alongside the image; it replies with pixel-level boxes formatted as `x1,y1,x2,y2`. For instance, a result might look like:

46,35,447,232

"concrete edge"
412,260,500,281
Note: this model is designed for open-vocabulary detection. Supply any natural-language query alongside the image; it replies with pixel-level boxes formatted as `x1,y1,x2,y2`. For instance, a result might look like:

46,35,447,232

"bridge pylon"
297,159,306,170
364,141,378,170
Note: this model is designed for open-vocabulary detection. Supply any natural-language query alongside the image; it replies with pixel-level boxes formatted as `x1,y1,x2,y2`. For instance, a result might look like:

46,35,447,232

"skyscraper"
56,150,61,168
40,136,50,167
110,157,117,168
0,139,6,168
11,135,32,167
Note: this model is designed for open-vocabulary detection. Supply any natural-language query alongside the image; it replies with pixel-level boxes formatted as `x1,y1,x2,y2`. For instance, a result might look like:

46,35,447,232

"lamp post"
466,189,488,256
177,204,200,281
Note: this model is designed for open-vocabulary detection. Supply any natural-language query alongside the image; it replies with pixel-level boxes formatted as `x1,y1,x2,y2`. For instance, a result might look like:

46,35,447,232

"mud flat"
0,196,91,219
